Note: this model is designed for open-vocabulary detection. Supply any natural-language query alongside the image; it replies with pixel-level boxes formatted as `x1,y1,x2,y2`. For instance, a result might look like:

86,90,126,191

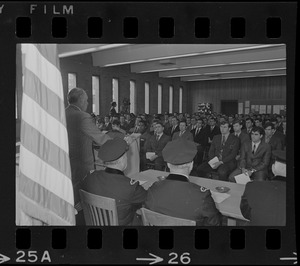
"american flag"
16,44,75,225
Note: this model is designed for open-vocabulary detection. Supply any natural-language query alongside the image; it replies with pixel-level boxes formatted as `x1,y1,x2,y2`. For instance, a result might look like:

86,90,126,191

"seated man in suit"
191,118,208,167
244,117,254,137
172,120,194,141
144,121,171,170
196,121,239,181
206,117,221,146
232,119,251,161
165,116,180,137
100,115,112,131
239,150,286,225
229,126,271,182
106,120,126,139
145,139,222,226
264,122,283,151
81,138,147,225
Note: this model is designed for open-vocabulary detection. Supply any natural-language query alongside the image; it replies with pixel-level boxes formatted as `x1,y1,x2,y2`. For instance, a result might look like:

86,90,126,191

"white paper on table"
146,152,156,159
102,130,108,134
234,173,251,184
208,156,219,169
210,190,231,203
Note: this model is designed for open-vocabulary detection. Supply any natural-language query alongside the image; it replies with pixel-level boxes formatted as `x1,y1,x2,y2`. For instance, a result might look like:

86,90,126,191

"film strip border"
0,2,296,42
16,16,282,39
9,227,297,264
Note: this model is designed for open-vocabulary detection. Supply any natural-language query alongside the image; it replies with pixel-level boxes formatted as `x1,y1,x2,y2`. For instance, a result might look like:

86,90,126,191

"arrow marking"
136,253,163,265
0,254,10,264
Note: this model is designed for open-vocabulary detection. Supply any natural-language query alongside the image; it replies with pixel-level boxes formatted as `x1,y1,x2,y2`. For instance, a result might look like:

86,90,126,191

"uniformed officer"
145,139,222,226
81,138,147,225
240,150,286,225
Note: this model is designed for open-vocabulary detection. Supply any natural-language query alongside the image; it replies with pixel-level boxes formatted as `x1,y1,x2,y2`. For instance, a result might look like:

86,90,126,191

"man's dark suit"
240,176,286,225
145,174,222,226
273,130,286,148
144,133,171,170
206,125,221,142
191,127,209,166
165,124,180,137
235,131,251,147
81,168,147,225
266,135,283,151
65,105,111,205
172,130,194,141
196,134,239,181
229,141,271,181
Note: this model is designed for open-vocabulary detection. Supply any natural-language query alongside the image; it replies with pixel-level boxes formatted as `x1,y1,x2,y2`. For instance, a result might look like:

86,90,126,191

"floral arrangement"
198,103,212,115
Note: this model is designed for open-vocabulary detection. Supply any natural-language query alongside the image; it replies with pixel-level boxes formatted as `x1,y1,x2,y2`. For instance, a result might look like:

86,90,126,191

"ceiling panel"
58,43,286,82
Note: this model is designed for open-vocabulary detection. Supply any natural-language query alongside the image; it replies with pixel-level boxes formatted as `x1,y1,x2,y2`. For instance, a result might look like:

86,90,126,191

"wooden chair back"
140,208,196,226
79,189,118,226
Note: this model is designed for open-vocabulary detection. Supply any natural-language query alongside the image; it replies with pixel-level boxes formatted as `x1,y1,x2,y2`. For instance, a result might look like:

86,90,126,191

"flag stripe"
19,172,75,224
21,44,64,101
21,93,69,153
19,145,74,205
35,44,60,68
21,120,71,178
23,67,66,126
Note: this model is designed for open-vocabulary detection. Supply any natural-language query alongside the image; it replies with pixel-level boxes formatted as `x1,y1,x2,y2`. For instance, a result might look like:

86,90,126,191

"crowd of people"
65,88,287,226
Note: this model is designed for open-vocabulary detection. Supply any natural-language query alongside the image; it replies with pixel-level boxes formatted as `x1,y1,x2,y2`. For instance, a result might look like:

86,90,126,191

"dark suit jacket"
206,125,221,142
265,135,283,151
239,141,271,172
65,105,111,203
208,134,239,163
145,133,171,157
191,127,208,148
81,168,147,225
273,130,286,147
145,174,222,226
165,124,180,137
172,130,194,141
233,131,251,151
106,130,126,139
276,122,284,133
102,122,112,131
240,177,286,225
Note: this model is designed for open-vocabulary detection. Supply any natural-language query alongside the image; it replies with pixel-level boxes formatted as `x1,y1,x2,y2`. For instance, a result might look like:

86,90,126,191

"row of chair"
79,189,196,226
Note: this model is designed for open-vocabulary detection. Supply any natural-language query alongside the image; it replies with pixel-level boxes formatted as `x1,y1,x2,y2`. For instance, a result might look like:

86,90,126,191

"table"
129,169,249,225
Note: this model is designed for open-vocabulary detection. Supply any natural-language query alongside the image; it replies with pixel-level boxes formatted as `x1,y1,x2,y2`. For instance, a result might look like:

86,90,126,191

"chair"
140,208,196,226
79,189,118,226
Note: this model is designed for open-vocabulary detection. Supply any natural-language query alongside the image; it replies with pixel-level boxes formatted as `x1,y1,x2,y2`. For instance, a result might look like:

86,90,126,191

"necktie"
252,144,256,154
179,132,182,137
221,136,226,146
156,134,159,141
195,128,199,135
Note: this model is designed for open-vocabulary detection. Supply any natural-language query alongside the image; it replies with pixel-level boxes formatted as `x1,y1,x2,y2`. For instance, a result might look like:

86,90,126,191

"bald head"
67,87,88,112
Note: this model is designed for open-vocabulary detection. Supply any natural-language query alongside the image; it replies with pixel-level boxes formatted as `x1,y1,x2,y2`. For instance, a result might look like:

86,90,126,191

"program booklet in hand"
208,156,220,169
234,173,251,184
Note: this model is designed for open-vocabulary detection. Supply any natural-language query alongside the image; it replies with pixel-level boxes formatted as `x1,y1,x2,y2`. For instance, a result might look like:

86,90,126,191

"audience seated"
144,121,171,170
240,150,286,225
106,120,126,139
164,116,180,137
100,115,112,131
119,114,129,132
206,117,221,146
145,139,222,226
244,117,254,137
196,121,239,181
172,120,194,141
191,118,208,168
232,119,251,162
264,122,283,151
229,126,271,182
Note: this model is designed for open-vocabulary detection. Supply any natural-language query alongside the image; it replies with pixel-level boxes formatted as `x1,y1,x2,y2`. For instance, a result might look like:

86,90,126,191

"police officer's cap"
272,150,286,163
162,139,197,165
98,138,129,162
